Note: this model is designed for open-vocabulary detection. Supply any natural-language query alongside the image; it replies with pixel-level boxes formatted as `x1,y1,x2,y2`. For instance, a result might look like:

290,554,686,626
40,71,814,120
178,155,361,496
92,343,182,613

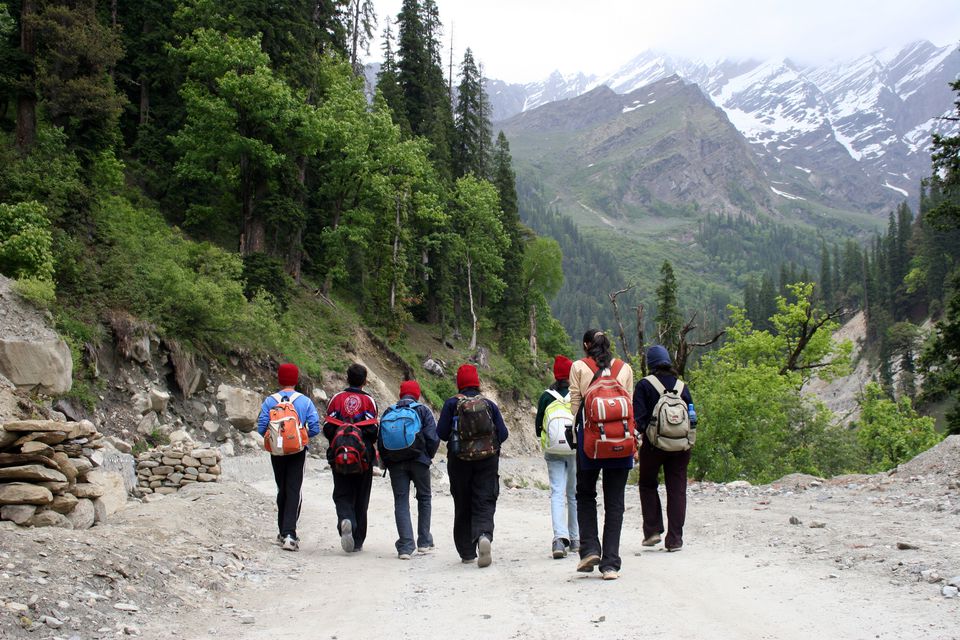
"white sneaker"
340,519,355,553
477,535,492,568
398,553,412,560
281,535,299,552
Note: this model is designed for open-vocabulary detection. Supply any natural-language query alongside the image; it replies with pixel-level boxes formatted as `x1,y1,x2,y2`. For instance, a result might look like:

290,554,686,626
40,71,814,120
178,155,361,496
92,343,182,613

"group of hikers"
255,329,697,580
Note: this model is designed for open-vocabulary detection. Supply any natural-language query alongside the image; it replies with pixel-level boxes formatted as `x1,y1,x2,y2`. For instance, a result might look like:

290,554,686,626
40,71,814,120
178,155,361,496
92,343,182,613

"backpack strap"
546,389,569,403
645,375,667,395
673,381,685,397
273,391,301,403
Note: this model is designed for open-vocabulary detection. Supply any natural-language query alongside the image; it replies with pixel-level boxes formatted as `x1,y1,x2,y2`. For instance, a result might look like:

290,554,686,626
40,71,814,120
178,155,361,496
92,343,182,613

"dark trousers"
576,463,629,571
333,470,374,548
447,455,499,560
637,444,691,548
270,448,307,538
388,460,434,555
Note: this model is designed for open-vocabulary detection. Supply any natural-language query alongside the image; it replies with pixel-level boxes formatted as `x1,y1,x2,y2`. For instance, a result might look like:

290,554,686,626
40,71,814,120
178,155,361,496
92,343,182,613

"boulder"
20,442,53,456
92,497,108,523
0,464,68,483
71,482,104,499
29,509,72,528
168,429,193,444
49,493,78,514
70,457,93,477
0,504,37,524
13,430,67,445
104,436,132,454
149,389,171,414
52,398,87,422
100,452,137,493
131,392,151,415
66,420,97,440
216,384,262,433
66,498,95,530
312,387,328,403
0,338,72,395
2,420,71,432
52,453,77,483
0,427,16,449
38,481,69,493
86,468,128,515
423,358,445,377
0,483,53,505
137,412,160,436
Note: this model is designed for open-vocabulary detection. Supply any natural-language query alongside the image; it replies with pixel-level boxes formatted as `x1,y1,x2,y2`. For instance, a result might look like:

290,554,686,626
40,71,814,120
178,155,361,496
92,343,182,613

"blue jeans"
546,454,578,543
389,460,434,555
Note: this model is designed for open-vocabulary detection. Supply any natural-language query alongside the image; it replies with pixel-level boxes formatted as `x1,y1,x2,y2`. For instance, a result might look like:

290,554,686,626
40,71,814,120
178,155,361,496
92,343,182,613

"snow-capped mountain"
488,41,960,212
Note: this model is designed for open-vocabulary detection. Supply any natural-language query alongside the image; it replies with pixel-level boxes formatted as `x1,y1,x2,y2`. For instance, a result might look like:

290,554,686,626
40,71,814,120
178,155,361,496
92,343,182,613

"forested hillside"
0,0,572,405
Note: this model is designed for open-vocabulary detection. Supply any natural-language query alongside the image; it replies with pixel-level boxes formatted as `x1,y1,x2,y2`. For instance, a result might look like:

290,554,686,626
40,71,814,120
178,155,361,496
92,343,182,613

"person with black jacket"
535,355,579,559
378,379,440,560
633,345,694,552
436,364,509,568
323,363,379,554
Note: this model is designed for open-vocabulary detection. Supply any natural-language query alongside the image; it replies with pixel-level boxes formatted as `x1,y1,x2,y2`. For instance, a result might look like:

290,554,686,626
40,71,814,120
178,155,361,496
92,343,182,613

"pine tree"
345,0,377,75
656,260,683,354
452,48,491,178
819,242,833,305
376,20,408,133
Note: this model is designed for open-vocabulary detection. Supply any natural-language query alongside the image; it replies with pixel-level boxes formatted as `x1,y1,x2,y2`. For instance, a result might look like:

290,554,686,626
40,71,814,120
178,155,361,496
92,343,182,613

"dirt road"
162,455,959,640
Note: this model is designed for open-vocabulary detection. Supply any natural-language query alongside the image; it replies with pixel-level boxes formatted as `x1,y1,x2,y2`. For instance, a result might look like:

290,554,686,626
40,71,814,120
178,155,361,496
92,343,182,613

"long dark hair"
582,329,613,369
651,363,680,378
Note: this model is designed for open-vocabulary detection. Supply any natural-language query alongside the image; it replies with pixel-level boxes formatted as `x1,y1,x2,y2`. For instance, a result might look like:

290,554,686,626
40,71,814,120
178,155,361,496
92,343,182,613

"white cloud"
372,0,960,83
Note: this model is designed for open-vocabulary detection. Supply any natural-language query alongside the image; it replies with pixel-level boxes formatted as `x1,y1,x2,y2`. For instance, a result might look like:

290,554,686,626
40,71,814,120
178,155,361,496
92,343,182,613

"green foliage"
656,260,682,353
453,48,491,179
12,277,56,309
0,201,55,282
856,383,942,472
241,253,293,311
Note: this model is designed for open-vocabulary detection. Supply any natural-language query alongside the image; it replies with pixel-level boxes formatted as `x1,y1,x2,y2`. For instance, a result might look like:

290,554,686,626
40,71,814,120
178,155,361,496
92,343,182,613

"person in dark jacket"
535,355,579,559
256,363,321,552
633,345,694,552
378,379,440,560
323,363,379,554
436,364,509,568
568,329,634,580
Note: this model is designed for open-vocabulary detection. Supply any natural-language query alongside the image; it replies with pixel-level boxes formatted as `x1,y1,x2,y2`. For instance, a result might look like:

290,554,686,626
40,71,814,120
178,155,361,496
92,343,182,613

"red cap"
456,364,481,390
553,355,573,381
399,380,421,399
278,363,299,387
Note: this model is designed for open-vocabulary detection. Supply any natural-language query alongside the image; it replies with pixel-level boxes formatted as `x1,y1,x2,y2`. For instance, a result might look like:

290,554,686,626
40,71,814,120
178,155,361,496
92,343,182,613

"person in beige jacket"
568,329,635,580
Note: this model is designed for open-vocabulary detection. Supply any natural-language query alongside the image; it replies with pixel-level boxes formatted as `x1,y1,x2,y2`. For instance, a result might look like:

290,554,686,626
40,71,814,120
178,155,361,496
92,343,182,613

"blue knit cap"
646,345,671,369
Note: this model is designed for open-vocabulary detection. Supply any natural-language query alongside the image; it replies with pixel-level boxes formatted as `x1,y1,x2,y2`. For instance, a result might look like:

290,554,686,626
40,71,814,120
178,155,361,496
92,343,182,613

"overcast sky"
371,0,960,83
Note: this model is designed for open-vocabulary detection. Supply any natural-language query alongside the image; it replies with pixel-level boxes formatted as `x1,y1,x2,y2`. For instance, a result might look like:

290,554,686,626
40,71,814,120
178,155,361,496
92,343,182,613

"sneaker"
340,519,355,553
601,569,619,580
417,545,435,554
642,533,662,547
569,539,580,553
281,535,299,552
398,553,412,560
552,538,567,559
477,535,492,568
576,554,601,573
666,544,683,553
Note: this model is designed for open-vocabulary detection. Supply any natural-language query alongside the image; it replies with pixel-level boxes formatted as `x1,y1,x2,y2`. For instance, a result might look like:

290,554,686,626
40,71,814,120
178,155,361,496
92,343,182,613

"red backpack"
581,359,636,460
264,392,309,456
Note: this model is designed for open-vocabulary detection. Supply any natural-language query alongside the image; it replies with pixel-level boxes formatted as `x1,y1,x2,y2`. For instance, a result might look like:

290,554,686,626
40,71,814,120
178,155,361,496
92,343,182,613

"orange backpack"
265,392,309,456
581,359,636,460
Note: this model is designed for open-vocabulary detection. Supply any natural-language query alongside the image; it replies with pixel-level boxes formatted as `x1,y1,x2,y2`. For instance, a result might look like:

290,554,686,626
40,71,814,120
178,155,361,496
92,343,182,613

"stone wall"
0,419,125,529
136,442,223,495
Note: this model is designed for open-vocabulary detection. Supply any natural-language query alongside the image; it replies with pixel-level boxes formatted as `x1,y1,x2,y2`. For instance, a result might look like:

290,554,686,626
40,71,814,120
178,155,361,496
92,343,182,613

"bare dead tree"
779,306,846,376
674,312,725,377
608,285,635,363
636,304,647,377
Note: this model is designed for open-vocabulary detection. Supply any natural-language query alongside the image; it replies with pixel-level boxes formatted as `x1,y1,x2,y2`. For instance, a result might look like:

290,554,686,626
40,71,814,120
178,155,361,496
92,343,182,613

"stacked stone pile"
136,442,222,495
0,419,119,529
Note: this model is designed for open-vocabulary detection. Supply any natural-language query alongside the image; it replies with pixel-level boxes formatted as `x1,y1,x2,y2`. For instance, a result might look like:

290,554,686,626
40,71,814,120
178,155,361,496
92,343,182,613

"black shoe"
552,538,567,559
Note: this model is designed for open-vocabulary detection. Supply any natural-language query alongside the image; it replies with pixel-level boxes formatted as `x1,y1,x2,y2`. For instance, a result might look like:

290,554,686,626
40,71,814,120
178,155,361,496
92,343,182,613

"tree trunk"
15,0,37,152
636,305,647,377
285,157,308,282
528,304,537,357
139,74,150,125
350,0,361,72
467,257,478,350
239,156,265,255
389,193,402,311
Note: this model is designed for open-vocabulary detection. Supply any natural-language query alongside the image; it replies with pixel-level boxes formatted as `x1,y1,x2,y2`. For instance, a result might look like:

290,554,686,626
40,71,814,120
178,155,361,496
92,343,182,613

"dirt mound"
770,473,824,490
894,434,960,479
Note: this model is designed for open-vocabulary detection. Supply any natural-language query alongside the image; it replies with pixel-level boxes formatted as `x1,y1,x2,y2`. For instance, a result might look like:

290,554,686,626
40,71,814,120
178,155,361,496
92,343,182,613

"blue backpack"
378,401,424,463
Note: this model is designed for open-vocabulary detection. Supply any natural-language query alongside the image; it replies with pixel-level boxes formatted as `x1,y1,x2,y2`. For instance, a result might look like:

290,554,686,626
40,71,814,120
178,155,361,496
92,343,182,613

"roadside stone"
19,441,53,456
66,498,95,530
216,384,261,432
896,542,920,550
0,504,37,524
137,412,160,436
49,493,79,514
727,480,752,489
105,436,133,454
71,482,104,499
809,521,827,528
789,516,802,525
29,509,72,528
943,586,959,598
0,338,73,395
0,464,67,483
0,483,53,505
149,388,171,413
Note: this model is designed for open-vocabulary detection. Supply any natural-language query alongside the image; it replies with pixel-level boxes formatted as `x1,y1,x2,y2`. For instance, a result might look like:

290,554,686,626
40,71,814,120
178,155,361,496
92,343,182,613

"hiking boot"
398,553,412,560
281,535,299,552
552,538,567,559
642,533,662,547
477,535,492,568
569,539,580,553
666,544,683,553
340,519,355,553
576,554,601,573
601,569,619,580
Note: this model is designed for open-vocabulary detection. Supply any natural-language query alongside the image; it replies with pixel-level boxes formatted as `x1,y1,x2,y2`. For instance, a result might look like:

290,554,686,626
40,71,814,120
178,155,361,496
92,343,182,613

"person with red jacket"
323,363,379,553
